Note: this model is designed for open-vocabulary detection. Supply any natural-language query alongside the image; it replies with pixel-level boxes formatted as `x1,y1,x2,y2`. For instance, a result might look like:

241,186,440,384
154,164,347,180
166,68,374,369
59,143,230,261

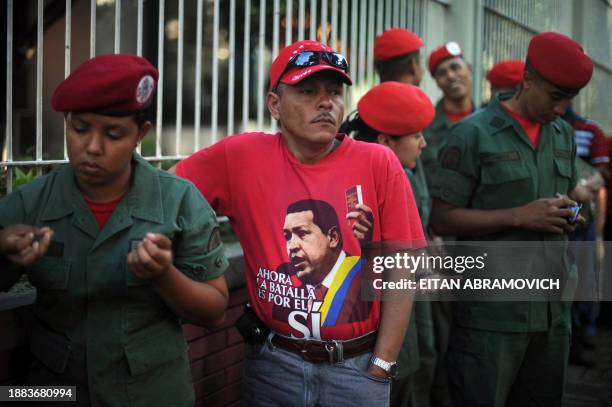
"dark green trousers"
446,325,570,407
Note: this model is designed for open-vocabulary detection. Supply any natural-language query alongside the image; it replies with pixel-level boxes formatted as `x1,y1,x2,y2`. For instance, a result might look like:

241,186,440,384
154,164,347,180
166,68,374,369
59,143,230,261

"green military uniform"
431,94,578,407
391,160,436,407
0,154,228,407
421,100,455,189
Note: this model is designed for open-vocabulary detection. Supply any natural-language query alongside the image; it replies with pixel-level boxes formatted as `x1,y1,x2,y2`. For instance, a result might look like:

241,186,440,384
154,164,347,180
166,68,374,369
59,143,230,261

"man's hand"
366,363,389,380
514,195,578,234
347,204,374,243
127,233,174,283
0,224,53,266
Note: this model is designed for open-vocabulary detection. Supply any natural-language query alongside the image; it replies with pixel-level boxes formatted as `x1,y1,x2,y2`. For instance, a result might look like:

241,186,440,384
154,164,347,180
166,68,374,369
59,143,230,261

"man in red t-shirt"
170,40,425,406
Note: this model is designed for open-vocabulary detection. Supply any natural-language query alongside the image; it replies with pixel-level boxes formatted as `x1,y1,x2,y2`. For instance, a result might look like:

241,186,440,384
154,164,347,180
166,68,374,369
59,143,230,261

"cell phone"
568,203,582,224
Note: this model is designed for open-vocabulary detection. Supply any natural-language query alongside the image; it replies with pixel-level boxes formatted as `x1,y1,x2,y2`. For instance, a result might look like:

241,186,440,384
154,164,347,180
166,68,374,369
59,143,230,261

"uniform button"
215,257,223,267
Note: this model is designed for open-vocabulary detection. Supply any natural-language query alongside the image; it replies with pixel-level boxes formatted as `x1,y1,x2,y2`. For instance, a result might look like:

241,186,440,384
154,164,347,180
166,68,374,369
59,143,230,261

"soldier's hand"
515,195,577,234
127,233,173,282
347,203,374,243
0,224,53,267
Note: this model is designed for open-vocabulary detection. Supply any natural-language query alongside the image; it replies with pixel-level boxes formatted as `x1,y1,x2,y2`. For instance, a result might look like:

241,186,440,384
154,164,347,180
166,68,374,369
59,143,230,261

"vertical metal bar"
273,0,280,60
310,0,317,40
36,0,43,174
242,0,251,131
194,0,203,149
340,0,348,54
156,0,165,157
376,0,383,35
393,0,399,27
212,0,220,144
135,0,143,155
400,0,406,27
366,0,374,82
137,0,143,56
408,0,412,27
5,0,13,192
90,0,96,57
64,0,71,159
349,0,357,103
473,0,484,108
114,0,121,53
358,0,366,86
331,0,338,50
272,0,280,132
321,0,328,44
385,0,391,29
285,0,293,46
228,0,236,136
256,0,266,129
176,0,184,154
298,0,305,40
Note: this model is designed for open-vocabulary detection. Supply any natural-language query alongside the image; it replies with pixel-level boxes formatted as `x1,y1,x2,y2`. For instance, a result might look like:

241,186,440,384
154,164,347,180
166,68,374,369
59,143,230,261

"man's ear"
409,58,420,75
522,70,535,90
138,121,152,144
376,133,390,146
267,91,282,121
327,226,340,249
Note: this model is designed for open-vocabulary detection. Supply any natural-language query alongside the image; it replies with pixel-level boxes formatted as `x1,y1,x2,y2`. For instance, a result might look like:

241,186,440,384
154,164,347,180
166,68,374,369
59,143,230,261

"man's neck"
393,74,419,87
442,96,473,114
504,95,531,121
283,135,341,164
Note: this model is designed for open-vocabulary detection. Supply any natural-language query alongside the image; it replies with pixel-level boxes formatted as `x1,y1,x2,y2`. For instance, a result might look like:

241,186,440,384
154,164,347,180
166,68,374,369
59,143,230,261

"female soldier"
0,54,229,406
340,81,435,407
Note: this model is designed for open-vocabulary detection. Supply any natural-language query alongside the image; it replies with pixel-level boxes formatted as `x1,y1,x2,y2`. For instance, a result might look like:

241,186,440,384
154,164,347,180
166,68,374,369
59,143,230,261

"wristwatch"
369,355,398,378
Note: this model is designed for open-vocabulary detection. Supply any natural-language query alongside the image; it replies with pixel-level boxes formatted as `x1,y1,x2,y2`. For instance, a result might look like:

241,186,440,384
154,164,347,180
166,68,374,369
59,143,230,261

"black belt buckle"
324,340,344,364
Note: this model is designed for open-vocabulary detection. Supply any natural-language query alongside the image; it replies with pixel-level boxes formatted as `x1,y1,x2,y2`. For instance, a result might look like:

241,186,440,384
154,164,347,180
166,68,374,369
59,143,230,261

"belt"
270,331,377,364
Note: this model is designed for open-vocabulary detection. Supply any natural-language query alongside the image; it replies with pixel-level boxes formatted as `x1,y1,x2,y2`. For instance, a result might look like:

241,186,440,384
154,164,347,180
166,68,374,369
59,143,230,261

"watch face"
388,363,398,378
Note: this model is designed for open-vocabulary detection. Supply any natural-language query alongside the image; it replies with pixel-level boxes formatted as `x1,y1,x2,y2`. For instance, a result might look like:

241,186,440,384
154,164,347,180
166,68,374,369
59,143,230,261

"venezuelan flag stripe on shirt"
321,256,364,327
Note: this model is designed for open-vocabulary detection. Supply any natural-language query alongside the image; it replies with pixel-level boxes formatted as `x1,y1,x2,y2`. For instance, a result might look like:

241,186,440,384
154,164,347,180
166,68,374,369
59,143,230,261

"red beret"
374,28,424,61
428,42,463,75
269,40,352,91
51,54,158,114
527,32,593,90
486,60,525,89
357,82,434,136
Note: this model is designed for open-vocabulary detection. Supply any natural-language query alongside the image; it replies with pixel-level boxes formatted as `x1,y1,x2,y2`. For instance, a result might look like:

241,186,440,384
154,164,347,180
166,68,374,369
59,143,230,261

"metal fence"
2,0,611,196
2,0,425,194
482,0,612,129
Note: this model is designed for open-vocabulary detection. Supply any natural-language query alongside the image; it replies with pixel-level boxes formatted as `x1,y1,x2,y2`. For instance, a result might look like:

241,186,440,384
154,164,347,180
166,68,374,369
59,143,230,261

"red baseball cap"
374,28,424,61
269,40,352,91
52,54,158,114
428,41,463,75
527,32,593,91
357,82,434,136
486,60,525,89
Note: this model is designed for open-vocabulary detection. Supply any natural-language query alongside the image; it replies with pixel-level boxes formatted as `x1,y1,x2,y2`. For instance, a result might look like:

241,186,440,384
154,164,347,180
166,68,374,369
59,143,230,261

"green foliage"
13,168,37,188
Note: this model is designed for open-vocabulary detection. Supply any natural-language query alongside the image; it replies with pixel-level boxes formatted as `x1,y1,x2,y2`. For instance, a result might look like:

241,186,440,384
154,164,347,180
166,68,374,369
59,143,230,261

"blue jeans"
242,335,390,407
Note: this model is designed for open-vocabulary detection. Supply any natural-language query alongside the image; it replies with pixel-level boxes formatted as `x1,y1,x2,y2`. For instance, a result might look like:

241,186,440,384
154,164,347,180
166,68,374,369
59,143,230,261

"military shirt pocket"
28,257,71,290
480,152,529,185
125,263,148,287
124,325,187,376
29,322,72,374
553,156,572,194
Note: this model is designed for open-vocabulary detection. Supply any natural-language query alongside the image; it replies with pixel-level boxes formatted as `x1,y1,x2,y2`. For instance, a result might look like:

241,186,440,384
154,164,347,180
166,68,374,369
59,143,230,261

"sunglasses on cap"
276,51,349,88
